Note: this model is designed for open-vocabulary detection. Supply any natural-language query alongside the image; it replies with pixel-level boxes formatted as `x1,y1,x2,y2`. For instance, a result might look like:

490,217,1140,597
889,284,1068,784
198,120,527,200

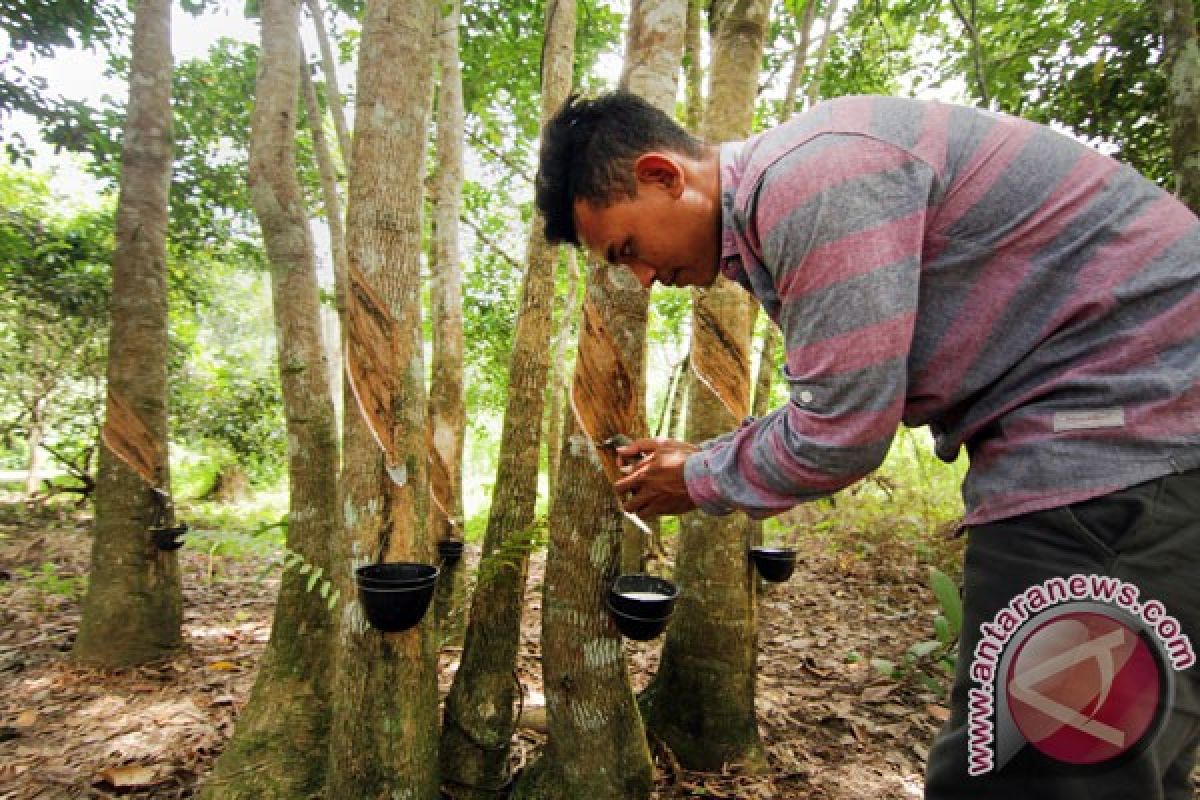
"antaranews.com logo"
966,574,1195,776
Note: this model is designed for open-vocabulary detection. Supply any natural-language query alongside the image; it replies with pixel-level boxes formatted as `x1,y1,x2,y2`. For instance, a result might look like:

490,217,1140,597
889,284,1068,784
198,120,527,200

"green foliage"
45,37,269,265
173,373,286,486
272,545,341,612
781,427,967,572
1018,2,1172,187
819,0,920,99
0,163,111,485
13,562,87,600
0,0,123,159
475,515,548,585
461,180,523,415
908,0,1174,190
872,565,962,692
170,270,286,486
183,506,286,582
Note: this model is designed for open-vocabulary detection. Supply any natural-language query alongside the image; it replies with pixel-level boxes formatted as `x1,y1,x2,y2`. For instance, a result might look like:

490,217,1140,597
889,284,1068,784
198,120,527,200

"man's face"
572,153,720,290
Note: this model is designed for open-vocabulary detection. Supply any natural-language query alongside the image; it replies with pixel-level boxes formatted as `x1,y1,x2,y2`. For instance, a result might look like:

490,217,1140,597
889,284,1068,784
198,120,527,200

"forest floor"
0,495,964,799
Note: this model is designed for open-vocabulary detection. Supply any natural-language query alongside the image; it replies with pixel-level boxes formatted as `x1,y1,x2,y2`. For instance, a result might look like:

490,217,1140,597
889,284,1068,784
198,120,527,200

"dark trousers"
925,470,1200,799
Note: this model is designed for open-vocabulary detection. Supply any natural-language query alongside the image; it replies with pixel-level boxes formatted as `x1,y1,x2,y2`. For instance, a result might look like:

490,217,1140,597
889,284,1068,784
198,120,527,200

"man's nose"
629,262,656,289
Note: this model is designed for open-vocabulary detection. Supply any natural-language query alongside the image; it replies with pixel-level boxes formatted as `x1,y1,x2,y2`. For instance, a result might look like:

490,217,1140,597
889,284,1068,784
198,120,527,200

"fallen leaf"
926,703,950,722
95,764,165,788
14,710,38,728
860,684,896,702
206,661,237,671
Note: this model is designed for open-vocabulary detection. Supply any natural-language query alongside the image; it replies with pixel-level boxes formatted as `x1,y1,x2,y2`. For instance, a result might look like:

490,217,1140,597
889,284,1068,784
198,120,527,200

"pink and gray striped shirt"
683,95,1200,525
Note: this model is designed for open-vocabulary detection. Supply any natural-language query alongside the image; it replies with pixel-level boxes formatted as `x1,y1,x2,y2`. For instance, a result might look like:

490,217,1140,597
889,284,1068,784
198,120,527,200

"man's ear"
633,153,684,198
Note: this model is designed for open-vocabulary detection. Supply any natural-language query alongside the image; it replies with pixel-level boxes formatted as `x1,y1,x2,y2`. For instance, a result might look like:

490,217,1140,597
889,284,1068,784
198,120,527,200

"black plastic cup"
607,573,678,618
437,538,465,564
355,562,439,632
356,562,439,588
749,546,797,583
152,524,188,551
606,603,671,641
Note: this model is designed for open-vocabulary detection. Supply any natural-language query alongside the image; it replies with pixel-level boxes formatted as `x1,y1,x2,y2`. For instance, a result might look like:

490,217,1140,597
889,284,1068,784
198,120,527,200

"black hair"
535,90,704,246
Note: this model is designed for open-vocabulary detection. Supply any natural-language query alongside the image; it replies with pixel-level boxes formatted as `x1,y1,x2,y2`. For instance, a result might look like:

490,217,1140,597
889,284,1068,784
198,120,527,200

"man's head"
535,91,723,289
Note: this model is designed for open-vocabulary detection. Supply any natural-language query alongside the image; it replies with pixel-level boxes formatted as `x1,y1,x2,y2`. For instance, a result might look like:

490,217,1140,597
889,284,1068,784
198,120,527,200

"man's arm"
685,133,936,518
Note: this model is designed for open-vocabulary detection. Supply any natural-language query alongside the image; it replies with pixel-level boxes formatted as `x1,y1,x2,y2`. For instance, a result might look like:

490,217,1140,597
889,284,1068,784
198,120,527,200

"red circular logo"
1005,611,1163,765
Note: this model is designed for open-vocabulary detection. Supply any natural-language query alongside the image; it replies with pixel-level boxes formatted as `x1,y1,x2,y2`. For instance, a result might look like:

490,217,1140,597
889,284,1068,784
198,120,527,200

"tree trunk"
545,248,580,509
304,0,352,163
199,3,340,795
639,0,770,773
668,354,689,439
613,0,690,598
299,44,347,420
746,12,808,550
748,324,780,555
806,0,838,108
73,0,180,668
1160,0,1200,213
438,4,574,796
781,0,819,119
683,0,706,132
513,411,653,800
429,0,468,645
326,0,440,796
23,397,45,498
517,2,687,798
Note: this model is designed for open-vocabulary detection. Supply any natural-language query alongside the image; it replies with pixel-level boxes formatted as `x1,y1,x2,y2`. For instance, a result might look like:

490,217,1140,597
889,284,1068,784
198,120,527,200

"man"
535,91,1200,798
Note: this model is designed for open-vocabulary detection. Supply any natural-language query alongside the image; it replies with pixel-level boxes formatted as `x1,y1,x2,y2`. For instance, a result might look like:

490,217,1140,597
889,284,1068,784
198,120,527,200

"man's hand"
613,438,699,516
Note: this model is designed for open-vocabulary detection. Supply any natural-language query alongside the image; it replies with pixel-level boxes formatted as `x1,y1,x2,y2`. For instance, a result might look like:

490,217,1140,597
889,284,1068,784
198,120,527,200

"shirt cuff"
684,449,735,516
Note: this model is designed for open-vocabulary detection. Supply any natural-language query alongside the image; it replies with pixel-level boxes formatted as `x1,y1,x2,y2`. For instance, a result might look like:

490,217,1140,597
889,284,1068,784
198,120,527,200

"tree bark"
668,354,689,439
23,397,45,498
326,1,440,796
73,0,180,668
781,0,819,119
544,248,580,508
299,44,347,418
1159,0,1200,213
806,0,838,108
199,2,340,794
684,0,706,132
516,2,687,798
639,0,770,773
438,4,574,796
429,0,468,645
304,0,352,163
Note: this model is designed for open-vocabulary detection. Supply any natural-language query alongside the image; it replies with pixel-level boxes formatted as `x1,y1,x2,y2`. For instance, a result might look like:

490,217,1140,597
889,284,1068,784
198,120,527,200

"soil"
1,497,967,799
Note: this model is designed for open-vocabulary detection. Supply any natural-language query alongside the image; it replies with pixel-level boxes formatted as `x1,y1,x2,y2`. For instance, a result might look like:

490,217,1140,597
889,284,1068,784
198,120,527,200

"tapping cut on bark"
100,390,162,487
567,296,647,484
690,293,752,422
343,262,405,482
427,422,457,532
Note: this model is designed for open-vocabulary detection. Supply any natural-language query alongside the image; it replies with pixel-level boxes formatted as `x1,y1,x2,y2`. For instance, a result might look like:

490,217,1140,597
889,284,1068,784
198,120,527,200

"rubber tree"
438,2,574,796
544,248,581,508
73,0,181,668
199,0,340,793
1159,0,1200,213
515,1,687,797
299,42,348,415
749,0,821,534
639,0,771,773
325,0,441,795
429,0,469,643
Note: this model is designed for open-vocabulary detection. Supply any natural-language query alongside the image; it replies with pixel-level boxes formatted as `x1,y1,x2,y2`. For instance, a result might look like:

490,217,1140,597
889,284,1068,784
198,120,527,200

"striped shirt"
683,95,1200,525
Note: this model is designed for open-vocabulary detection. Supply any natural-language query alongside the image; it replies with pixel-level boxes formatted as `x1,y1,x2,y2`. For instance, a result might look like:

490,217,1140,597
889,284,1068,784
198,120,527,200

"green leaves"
278,545,341,612
872,565,962,688
929,565,961,638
